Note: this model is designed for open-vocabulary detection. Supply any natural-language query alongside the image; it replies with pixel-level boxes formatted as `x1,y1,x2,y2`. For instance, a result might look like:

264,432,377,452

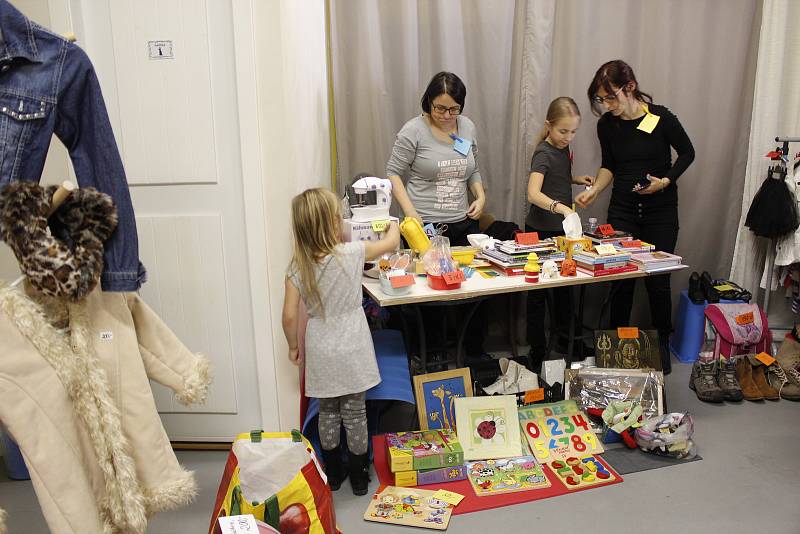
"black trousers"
525,227,574,357
607,211,678,338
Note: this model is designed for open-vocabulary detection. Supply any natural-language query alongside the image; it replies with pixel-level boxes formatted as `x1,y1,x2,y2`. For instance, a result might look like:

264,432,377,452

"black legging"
607,215,678,337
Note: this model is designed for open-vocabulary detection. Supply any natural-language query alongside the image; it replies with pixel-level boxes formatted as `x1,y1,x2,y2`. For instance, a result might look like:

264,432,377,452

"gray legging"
318,391,368,455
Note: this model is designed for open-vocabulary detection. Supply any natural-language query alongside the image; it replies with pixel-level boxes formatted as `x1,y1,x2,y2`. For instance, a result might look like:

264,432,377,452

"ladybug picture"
477,419,496,439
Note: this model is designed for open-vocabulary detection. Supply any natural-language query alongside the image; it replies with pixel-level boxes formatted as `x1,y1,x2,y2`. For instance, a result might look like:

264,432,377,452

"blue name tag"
450,134,472,157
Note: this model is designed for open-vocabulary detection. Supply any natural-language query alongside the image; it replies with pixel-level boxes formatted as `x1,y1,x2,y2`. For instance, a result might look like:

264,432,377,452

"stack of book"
573,249,637,277
480,239,565,276
614,240,656,254
630,251,682,272
386,430,467,487
584,229,633,245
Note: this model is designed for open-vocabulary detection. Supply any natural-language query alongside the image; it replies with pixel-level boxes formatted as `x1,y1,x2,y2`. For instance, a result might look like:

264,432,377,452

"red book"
577,264,638,277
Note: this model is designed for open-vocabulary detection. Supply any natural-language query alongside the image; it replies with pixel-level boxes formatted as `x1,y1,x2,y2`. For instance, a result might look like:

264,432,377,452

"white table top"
362,265,688,307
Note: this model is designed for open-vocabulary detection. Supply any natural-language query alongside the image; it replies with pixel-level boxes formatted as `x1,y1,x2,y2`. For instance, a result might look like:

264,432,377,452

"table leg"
456,298,486,369
413,305,427,374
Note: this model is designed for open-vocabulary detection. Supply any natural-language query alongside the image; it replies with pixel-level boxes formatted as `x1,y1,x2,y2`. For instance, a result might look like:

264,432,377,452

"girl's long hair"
535,96,581,146
289,188,342,315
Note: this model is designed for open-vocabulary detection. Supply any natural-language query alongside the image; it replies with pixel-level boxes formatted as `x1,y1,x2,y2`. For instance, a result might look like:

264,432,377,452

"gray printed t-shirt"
386,115,482,223
525,141,573,232
288,241,381,398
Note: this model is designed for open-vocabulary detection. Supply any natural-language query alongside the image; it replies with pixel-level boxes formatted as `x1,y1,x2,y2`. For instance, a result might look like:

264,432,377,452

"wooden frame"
413,368,473,431
454,395,522,461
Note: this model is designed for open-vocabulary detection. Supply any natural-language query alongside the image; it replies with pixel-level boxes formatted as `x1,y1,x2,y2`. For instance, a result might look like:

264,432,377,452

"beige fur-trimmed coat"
0,283,211,533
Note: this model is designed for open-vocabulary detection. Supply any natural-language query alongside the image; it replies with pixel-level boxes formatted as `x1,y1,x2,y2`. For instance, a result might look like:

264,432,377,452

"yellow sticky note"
595,244,617,255
637,113,660,134
371,220,390,232
756,352,776,366
432,489,464,506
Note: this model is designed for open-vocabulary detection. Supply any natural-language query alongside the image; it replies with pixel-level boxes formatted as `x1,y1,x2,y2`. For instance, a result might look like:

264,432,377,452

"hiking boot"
689,360,724,402
769,336,800,401
748,356,780,400
321,445,347,491
717,358,744,401
734,357,763,401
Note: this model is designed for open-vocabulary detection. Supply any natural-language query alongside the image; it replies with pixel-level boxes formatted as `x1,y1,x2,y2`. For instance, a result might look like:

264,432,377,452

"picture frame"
413,368,473,432
454,395,522,461
594,329,662,370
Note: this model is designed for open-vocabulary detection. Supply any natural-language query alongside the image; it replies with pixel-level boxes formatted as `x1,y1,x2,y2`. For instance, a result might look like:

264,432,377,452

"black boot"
348,451,371,496
658,333,672,375
688,272,705,304
700,272,720,303
321,445,347,491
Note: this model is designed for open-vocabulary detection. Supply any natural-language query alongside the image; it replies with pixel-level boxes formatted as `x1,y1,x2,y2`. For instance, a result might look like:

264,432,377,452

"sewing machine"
343,177,397,243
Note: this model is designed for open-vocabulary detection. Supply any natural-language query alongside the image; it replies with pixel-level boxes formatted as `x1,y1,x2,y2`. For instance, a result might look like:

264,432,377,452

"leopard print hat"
0,181,118,301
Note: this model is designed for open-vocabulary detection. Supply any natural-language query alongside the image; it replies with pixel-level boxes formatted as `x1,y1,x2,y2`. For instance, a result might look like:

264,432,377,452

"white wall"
252,0,331,430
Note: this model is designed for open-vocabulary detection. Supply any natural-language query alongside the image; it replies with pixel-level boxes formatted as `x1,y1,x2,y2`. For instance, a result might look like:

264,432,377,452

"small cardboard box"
394,464,468,487
386,430,464,472
555,236,592,259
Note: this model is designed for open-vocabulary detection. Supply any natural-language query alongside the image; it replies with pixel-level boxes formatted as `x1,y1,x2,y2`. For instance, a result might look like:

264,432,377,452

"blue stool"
302,329,415,460
1,431,30,480
670,289,747,363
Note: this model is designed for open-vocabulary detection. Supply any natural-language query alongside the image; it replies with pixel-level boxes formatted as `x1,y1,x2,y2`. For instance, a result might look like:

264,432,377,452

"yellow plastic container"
451,246,478,266
400,217,431,254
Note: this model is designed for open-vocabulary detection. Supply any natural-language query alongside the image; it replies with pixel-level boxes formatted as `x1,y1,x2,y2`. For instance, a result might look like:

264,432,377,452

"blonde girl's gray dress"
290,241,381,398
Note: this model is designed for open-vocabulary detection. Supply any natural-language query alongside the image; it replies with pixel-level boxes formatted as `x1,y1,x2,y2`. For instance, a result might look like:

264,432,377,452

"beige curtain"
730,0,800,321
330,0,761,326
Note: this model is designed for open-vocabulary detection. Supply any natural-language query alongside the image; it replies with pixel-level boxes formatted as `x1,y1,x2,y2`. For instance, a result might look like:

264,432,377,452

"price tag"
617,327,639,339
735,312,754,325
637,112,661,134
594,244,617,255
520,411,603,461
442,270,466,284
516,232,540,245
620,240,643,248
432,489,464,506
597,224,615,236
371,220,390,232
756,352,776,366
218,515,259,534
523,388,545,404
390,274,414,288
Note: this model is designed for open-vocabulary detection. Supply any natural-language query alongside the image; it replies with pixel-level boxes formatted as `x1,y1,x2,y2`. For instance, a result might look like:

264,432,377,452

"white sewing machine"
343,177,397,243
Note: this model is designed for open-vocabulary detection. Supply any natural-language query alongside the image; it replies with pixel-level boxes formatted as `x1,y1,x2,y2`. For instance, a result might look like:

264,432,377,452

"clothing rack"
762,137,798,316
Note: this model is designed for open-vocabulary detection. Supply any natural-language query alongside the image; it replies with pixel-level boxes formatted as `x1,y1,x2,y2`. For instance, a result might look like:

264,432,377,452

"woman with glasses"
387,72,490,364
386,71,485,247
575,60,695,374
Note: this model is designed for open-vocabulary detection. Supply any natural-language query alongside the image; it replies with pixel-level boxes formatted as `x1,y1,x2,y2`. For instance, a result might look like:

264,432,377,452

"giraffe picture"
413,368,473,431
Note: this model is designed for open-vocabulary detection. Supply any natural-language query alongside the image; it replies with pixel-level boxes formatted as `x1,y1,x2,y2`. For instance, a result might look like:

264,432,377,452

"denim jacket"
0,0,145,291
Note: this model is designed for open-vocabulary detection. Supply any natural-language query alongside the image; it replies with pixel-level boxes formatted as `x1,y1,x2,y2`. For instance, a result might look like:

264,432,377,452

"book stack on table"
630,251,683,273
480,239,566,276
573,249,637,277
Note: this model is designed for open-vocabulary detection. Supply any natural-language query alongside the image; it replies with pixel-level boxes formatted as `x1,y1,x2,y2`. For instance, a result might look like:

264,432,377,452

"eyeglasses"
592,86,624,105
431,104,462,116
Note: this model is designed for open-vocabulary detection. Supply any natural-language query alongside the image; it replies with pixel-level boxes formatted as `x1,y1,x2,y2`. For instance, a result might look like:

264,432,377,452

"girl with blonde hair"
282,187,399,495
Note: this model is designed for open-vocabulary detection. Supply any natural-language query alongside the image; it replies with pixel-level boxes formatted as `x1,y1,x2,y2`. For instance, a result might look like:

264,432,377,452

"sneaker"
689,360,724,403
770,337,800,401
717,358,744,401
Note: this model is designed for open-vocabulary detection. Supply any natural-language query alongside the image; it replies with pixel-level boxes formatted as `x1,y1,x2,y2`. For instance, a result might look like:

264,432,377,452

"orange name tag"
735,312,754,325
620,240,643,248
390,274,414,288
442,270,466,284
756,352,776,366
516,232,540,245
523,388,545,404
597,224,615,236
617,327,639,339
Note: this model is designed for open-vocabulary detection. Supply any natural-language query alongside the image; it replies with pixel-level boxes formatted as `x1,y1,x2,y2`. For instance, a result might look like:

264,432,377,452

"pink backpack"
703,303,772,360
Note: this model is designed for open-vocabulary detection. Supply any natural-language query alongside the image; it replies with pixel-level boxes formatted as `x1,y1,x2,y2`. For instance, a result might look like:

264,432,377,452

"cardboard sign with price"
519,411,604,461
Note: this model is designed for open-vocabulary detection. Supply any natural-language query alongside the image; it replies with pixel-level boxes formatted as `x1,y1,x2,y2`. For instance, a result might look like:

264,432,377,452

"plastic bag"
421,235,458,276
635,413,697,459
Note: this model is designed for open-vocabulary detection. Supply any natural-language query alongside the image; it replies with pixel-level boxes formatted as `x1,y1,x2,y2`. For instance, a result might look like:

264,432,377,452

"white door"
9,0,274,441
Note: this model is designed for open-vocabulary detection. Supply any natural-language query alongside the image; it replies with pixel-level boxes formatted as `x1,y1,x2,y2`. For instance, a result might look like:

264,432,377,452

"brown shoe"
748,357,780,400
735,357,763,401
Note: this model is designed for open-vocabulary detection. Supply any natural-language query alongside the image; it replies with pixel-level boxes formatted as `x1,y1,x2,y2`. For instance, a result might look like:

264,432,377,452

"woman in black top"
576,60,695,374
